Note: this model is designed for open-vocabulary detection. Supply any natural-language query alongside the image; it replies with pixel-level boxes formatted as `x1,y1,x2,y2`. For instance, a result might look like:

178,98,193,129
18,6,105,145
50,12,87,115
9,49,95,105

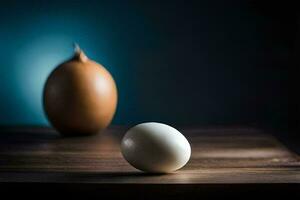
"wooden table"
0,126,299,199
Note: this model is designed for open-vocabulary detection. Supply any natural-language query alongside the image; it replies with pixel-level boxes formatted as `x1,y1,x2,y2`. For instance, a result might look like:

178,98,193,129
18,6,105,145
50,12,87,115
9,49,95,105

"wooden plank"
0,126,299,184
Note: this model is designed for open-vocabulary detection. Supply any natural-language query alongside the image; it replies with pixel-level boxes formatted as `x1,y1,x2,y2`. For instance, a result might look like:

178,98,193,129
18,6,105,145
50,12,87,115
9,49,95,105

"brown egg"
43,44,117,136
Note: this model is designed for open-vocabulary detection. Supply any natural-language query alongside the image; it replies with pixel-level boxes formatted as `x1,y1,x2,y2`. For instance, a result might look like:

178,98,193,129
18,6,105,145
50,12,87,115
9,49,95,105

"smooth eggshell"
121,122,191,173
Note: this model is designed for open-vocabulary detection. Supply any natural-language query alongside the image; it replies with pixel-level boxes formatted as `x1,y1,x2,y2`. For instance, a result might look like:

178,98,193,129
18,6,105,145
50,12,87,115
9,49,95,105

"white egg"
121,122,191,173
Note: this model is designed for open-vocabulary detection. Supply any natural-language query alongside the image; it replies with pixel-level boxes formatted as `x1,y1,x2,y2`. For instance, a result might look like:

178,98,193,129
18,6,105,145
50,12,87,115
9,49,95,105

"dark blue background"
0,1,291,127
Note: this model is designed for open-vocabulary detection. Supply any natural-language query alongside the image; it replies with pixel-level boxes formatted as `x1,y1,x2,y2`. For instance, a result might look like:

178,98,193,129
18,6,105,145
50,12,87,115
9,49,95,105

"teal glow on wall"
0,1,289,127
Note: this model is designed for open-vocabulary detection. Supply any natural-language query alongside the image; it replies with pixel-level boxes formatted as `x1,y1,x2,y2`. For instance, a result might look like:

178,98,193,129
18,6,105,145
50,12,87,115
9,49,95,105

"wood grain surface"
0,126,299,185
